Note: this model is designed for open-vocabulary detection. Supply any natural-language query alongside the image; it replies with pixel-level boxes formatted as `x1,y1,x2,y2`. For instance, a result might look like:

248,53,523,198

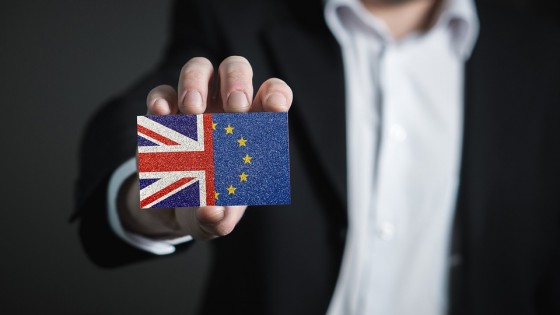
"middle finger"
218,56,254,113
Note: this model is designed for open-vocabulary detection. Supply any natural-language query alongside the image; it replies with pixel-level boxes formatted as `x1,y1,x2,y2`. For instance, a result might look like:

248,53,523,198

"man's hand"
118,56,293,240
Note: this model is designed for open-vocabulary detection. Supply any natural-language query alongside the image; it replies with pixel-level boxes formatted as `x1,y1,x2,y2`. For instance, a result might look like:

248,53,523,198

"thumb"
174,206,247,240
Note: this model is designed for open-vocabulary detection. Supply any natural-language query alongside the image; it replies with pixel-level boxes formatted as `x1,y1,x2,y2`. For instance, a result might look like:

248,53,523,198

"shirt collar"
439,0,479,59
324,0,479,60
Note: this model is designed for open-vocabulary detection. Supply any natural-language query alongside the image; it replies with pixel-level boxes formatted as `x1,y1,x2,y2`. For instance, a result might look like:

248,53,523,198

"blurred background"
0,1,209,314
0,0,557,314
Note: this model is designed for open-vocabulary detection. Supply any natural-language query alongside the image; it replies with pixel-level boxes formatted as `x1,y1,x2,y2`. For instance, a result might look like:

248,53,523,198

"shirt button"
390,124,407,142
377,222,395,241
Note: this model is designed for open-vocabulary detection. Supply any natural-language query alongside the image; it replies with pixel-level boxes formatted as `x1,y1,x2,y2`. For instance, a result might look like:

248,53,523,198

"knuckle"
223,55,250,66
265,77,287,87
224,69,247,83
149,85,176,100
186,57,213,68
181,58,213,82
220,57,253,83
181,68,205,84
265,78,291,94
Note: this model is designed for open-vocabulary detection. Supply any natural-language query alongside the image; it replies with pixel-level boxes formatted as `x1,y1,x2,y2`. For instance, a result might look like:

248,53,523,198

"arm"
74,1,292,267
74,0,229,266
117,56,293,242
108,157,192,255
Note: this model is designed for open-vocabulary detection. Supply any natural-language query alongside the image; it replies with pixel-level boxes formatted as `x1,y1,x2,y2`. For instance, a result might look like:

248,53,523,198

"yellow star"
224,124,234,134
237,137,247,147
212,121,218,130
242,154,252,164
239,172,248,182
227,185,237,195
214,191,220,200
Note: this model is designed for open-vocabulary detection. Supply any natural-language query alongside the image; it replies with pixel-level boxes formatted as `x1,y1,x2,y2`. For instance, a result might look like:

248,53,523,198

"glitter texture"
136,112,290,208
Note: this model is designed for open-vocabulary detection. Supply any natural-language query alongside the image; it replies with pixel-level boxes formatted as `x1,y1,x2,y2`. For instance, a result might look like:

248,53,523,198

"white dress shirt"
324,0,478,314
107,157,191,255
107,0,478,312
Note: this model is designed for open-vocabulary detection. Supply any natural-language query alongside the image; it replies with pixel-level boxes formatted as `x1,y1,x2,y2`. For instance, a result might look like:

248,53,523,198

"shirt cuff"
107,157,193,255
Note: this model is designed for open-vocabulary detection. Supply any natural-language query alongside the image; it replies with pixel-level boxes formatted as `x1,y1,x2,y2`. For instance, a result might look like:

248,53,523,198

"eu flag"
137,112,290,208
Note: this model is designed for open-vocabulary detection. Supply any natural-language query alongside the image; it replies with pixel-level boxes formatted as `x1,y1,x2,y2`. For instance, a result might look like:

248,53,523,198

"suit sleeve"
72,0,225,268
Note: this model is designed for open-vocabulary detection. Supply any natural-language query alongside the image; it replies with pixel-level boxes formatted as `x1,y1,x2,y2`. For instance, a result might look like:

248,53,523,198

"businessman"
75,0,560,314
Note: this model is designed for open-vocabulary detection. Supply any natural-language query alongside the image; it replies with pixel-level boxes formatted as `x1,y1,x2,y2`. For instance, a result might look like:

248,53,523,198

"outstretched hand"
118,56,293,240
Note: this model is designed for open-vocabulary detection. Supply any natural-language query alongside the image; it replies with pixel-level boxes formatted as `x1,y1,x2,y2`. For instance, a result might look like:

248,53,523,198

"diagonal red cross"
138,114,215,206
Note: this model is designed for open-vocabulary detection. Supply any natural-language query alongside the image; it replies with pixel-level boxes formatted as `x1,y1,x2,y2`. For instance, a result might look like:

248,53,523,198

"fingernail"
227,90,250,111
265,93,287,109
185,90,202,109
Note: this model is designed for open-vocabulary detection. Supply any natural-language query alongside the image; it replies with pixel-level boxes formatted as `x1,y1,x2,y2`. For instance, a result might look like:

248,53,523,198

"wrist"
117,175,185,239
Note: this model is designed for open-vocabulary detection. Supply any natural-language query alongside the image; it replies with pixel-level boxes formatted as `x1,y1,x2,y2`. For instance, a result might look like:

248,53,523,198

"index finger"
178,57,214,114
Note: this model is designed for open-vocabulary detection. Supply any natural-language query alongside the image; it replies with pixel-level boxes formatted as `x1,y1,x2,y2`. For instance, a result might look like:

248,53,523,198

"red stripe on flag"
203,114,215,206
137,124,180,145
140,177,194,208
137,114,216,206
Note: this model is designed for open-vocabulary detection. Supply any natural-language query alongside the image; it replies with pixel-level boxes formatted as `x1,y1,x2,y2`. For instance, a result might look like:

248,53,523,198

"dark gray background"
0,1,209,314
0,1,557,314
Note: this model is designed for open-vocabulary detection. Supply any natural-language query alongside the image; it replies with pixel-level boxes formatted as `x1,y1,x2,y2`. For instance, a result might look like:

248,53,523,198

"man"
74,0,560,314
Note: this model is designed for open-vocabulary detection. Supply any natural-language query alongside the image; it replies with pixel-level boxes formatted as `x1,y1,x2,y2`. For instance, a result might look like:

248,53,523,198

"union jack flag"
137,113,290,209
137,114,214,208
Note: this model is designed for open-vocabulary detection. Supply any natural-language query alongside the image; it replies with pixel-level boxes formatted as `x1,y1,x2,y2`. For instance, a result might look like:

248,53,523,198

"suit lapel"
262,17,348,208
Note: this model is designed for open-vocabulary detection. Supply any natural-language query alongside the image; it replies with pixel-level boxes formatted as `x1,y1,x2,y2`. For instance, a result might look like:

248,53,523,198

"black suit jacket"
74,0,560,314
